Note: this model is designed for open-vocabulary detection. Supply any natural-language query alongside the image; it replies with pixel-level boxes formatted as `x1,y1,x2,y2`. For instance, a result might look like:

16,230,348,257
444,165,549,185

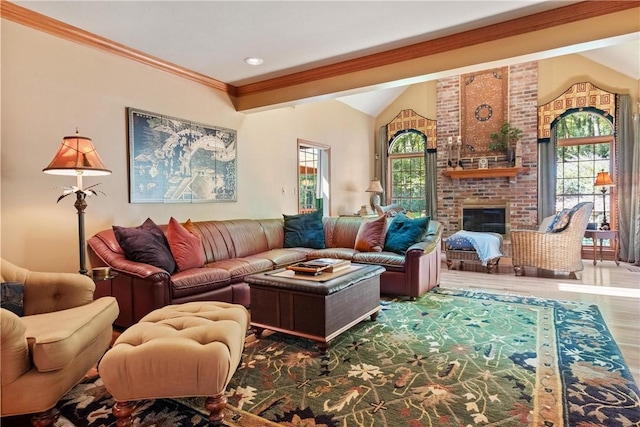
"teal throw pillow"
1,281,25,316
383,213,430,254
283,210,326,249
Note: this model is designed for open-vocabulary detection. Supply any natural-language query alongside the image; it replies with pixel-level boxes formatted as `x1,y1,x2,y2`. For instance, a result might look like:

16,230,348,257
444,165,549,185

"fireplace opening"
461,201,510,236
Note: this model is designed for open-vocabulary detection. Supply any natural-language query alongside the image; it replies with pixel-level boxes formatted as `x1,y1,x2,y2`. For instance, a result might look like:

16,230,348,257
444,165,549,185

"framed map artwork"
127,108,237,203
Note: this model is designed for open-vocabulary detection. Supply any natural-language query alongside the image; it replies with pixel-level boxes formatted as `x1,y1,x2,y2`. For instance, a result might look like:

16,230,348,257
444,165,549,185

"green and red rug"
219,288,640,426
56,288,639,426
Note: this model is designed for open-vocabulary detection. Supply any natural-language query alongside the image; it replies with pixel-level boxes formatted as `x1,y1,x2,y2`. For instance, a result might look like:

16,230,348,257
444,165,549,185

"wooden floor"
441,257,640,385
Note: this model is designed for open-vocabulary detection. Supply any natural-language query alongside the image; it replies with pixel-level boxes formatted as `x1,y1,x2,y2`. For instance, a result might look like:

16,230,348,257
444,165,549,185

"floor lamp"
593,169,614,231
43,129,111,275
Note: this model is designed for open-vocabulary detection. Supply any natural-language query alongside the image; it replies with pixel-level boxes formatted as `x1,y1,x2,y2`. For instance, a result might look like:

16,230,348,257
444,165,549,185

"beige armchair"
511,202,593,279
0,259,119,426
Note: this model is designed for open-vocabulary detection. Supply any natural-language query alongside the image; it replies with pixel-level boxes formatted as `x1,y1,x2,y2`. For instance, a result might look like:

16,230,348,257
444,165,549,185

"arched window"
555,111,615,225
388,130,427,213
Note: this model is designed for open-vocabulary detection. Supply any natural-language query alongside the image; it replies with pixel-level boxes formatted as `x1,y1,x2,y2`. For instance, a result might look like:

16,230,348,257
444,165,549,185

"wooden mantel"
443,167,529,180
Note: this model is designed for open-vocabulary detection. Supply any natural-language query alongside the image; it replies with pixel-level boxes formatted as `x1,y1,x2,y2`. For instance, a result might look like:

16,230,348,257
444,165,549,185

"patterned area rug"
55,288,639,426
205,288,638,426
57,377,279,427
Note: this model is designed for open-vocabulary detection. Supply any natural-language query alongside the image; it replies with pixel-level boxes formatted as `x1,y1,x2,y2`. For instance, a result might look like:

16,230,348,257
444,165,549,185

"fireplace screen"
462,205,509,235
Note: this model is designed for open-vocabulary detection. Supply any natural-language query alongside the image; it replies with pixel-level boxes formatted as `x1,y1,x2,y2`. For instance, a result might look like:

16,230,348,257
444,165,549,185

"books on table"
286,258,351,275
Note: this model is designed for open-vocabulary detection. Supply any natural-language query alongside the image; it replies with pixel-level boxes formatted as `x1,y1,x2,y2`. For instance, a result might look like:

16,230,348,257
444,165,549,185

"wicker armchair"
511,202,593,279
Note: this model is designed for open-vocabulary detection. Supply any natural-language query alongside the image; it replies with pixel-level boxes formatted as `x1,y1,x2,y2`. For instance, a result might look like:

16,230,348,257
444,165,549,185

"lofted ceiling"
7,1,640,116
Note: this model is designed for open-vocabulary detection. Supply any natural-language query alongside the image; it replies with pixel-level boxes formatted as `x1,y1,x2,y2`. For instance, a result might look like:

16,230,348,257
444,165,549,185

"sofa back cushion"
225,220,272,258
257,219,285,249
323,217,363,249
191,219,271,262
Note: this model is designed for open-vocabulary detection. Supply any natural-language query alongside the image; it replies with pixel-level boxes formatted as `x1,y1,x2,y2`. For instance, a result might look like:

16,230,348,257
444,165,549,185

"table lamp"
365,179,384,211
593,169,614,230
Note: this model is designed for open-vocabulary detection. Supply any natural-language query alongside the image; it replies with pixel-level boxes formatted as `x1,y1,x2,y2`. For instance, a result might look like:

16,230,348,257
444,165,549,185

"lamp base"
369,193,381,211
599,222,610,231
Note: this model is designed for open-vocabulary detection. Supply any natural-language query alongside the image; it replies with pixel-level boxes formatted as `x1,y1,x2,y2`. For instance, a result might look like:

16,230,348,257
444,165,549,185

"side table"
584,229,620,266
91,273,117,299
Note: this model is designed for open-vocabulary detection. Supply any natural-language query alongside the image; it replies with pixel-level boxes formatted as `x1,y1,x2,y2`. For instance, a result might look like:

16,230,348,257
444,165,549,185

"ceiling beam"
237,2,639,97
2,1,638,112
233,2,640,111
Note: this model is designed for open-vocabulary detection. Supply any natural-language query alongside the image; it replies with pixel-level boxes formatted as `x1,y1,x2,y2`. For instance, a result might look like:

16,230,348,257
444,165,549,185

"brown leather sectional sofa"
87,216,442,328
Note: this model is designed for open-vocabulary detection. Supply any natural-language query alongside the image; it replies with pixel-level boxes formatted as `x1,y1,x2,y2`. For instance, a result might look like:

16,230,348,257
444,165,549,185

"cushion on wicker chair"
546,209,572,233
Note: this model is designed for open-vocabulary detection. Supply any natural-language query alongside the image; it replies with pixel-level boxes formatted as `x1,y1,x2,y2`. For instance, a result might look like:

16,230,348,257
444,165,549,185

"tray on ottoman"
246,264,385,351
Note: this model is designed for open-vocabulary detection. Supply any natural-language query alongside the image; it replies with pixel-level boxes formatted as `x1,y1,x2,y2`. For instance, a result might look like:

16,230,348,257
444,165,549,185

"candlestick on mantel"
456,135,462,145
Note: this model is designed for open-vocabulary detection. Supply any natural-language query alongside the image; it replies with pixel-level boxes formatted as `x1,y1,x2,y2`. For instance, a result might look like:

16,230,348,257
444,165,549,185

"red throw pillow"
354,214,387,252
166,217,205,271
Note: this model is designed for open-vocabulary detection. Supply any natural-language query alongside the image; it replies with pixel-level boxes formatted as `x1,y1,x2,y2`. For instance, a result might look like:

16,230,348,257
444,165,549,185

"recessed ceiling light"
244,57,264,66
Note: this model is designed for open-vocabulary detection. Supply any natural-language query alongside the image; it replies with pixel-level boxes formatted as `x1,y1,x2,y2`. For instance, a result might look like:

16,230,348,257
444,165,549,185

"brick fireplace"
436,61,539,242
461,199,510,237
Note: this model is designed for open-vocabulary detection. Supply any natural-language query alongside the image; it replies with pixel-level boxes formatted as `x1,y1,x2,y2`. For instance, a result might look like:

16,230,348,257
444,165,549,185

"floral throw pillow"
1,281,24,316
546,209,571,233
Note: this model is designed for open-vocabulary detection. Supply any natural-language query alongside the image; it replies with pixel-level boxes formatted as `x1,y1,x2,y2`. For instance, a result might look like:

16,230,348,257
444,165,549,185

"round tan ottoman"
98,301,249,426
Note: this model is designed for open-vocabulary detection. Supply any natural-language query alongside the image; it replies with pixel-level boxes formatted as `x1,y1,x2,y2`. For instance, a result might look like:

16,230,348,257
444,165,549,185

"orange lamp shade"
593,170,614,188
43,132,111,176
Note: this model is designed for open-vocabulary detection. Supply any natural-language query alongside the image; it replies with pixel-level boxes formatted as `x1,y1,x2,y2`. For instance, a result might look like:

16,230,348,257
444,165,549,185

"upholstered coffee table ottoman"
246,264,385,351
98,301,249,426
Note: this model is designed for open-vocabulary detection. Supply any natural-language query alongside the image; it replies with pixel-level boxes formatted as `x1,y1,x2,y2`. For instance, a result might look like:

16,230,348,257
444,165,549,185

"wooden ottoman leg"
31,407,60,427
205,393,228,425
486,258,500,274
253,326,265,338
112,401,137,427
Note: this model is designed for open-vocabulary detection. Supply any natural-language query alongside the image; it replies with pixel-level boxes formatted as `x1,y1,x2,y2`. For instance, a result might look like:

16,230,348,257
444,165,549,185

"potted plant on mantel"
488,121,523,167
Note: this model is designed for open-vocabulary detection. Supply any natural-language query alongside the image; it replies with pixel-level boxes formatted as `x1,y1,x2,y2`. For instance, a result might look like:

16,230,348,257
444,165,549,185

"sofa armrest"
1,309,31,386
87,233,170,282
22,271,96,316
406,219,442,256
406,238,439,256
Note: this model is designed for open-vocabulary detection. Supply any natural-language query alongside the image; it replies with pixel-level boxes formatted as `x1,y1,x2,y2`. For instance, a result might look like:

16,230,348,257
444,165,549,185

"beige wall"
375,81,438,129
1,20,374,272
538,53,638,107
